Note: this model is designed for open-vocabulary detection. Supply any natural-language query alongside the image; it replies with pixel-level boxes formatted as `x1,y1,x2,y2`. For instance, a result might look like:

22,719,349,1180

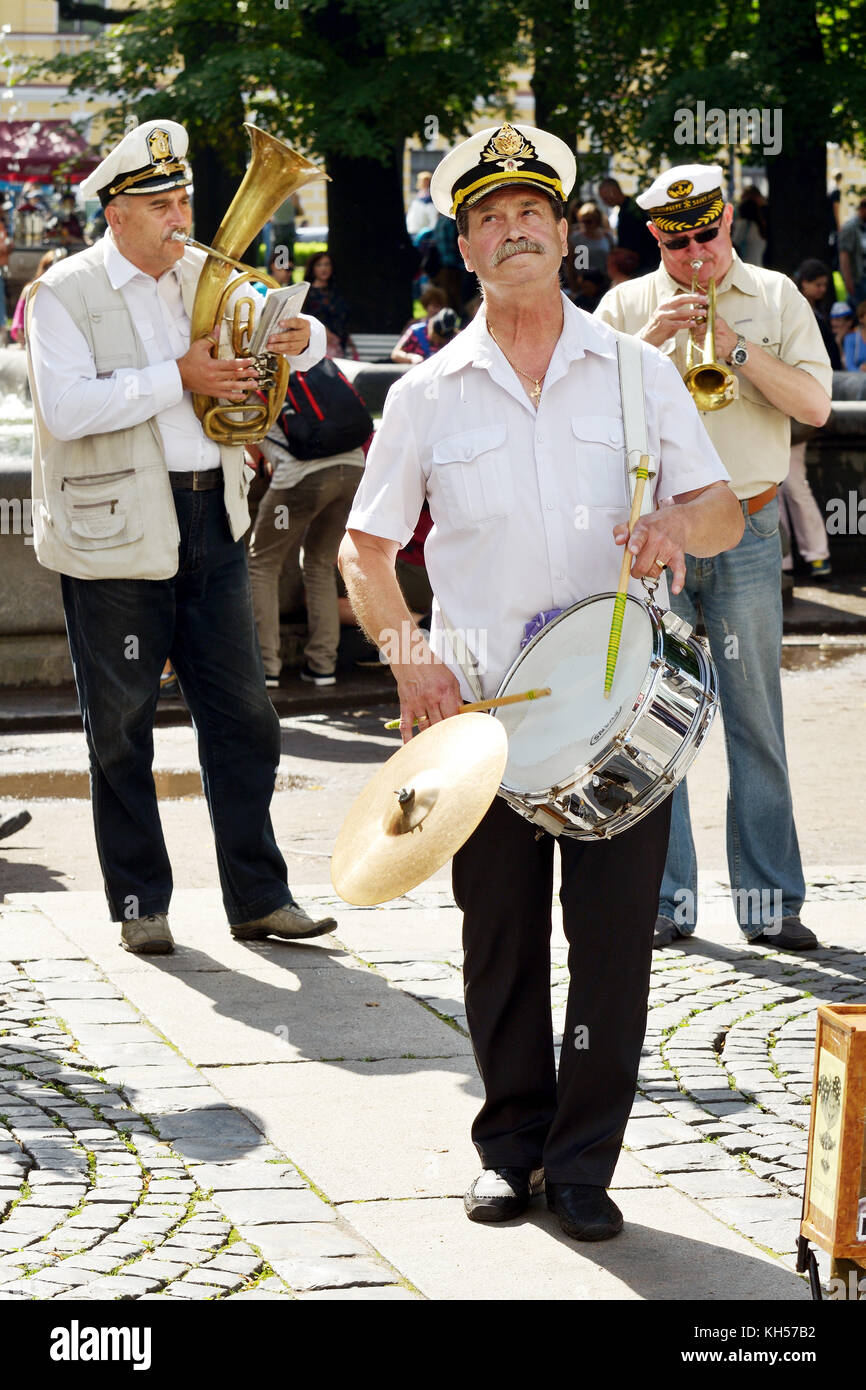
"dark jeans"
61,481,292,927
453,794,672,1185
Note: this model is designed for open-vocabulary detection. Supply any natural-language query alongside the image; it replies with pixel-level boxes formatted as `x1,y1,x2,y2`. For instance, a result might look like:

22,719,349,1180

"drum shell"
494,595,718,839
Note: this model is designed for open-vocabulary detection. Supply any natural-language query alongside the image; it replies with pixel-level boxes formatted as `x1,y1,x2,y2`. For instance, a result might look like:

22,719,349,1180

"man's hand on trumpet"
177,330,261,400
687,310,738,361
637,291,708,350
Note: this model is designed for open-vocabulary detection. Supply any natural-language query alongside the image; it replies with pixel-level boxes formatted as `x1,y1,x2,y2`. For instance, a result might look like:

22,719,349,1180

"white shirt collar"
103,228,183,293
439,292,617,378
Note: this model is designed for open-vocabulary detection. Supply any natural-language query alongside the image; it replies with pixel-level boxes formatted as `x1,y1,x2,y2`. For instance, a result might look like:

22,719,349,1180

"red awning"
0,120,99,184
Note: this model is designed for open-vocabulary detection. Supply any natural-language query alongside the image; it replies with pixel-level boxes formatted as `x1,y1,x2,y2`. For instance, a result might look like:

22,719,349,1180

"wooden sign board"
801,1005,866,1261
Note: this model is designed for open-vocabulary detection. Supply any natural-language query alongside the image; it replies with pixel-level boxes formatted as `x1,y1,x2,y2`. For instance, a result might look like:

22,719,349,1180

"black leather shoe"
752,916,818,950
0,810,31,842
464,1166,545,1223
546,1183,623,1241
653,914,687,948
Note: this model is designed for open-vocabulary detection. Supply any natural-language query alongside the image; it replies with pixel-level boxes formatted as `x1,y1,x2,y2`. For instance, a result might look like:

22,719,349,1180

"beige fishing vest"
26,242,251,581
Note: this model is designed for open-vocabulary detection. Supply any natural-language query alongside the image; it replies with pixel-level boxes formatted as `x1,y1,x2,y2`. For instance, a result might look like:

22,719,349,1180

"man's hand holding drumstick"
605,479,743,695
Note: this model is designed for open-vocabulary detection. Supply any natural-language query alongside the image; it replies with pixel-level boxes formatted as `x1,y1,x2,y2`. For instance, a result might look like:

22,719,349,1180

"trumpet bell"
683,361,738,412
683,271,738,412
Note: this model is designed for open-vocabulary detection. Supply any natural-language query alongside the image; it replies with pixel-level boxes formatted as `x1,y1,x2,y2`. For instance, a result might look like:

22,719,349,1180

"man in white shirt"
339,124,743,1243
26,119,336,956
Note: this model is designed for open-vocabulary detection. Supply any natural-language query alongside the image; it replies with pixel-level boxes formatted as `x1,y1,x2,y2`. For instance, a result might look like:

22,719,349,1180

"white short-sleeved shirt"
347,295,729,698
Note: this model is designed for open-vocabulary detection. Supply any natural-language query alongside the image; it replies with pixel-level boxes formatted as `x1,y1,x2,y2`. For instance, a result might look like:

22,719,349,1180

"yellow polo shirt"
595,253,832,500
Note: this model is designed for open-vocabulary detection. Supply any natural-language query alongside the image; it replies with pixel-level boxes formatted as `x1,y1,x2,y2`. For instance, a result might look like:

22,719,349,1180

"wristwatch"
729,335,748,367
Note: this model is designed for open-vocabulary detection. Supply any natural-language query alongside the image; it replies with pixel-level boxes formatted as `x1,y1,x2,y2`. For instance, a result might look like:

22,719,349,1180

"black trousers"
453,794,672,1186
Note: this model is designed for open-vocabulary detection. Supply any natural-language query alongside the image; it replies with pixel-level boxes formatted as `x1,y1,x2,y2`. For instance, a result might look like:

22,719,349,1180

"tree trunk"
530,5,577,152
325,148,416,334
759,0,829,275
764,146,828,277
191,145,246,251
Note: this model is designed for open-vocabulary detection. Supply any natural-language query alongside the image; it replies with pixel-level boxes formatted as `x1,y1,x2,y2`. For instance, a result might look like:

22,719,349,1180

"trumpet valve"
251,352,278,391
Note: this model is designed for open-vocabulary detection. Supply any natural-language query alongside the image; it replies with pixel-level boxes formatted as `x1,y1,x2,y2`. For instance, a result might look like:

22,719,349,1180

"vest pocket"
60,469,144,549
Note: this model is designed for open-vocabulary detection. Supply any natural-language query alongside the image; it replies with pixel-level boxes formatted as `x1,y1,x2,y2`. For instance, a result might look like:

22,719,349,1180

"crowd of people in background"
4,162,866,688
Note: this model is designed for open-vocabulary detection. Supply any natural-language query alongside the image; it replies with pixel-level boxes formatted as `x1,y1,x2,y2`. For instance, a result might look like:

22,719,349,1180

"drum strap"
437,603,484,703
616,335,657,516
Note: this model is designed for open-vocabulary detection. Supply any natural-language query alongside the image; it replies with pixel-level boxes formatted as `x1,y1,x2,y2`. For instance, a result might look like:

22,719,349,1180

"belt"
744,483,777,515
168,469,223,491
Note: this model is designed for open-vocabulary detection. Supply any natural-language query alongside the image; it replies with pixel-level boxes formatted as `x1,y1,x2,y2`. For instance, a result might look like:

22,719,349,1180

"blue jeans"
658,497,804,939
61,481,293,927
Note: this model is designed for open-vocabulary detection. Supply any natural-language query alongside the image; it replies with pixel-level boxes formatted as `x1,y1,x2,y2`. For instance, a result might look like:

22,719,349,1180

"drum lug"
662,610,693,641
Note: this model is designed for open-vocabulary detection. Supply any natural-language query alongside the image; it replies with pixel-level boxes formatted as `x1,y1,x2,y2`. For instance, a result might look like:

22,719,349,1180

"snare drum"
493,591,718,839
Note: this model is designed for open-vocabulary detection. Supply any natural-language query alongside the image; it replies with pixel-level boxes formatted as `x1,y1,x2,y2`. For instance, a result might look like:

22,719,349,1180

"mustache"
491,238,547,267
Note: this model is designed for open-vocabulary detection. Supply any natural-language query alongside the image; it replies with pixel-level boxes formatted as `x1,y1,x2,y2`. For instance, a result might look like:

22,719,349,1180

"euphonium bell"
683,260,738,412
180,124,328,446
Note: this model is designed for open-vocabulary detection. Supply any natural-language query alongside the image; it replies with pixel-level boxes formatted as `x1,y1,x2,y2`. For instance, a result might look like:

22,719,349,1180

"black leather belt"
168,469,223,491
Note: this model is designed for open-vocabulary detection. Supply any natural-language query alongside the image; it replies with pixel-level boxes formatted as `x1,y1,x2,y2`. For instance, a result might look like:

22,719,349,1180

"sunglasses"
660,225,722,251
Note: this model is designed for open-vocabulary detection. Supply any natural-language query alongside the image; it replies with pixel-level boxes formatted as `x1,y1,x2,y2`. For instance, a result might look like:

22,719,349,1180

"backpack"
277,359,374,461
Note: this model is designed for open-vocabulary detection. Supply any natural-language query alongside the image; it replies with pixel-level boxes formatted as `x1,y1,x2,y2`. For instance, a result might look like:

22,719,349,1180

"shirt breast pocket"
571,415,629,509
431,423,512,529
736,318,782,408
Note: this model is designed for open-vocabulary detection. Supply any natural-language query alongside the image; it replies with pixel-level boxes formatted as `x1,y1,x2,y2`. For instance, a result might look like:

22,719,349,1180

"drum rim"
494,592,664,794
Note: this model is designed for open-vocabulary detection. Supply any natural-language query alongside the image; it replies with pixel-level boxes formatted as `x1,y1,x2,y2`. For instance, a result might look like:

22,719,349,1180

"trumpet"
683,259,738,411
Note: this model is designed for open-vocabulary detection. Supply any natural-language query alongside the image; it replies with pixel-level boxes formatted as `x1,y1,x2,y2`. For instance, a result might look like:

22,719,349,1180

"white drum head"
496,597,654,792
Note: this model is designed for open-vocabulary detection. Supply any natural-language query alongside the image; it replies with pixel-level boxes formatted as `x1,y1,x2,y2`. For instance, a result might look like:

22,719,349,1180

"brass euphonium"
176,123,328,446
683,259,738,411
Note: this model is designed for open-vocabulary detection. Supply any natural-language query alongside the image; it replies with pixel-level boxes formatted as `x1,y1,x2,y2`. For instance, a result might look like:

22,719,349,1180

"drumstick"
604,457,650,698
383,687,551,731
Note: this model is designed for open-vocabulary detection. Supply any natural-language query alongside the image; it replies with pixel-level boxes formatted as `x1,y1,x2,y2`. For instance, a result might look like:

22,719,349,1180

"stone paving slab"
344,1192,808,1302
10,890,349,977
208,1057,483,1202
100,957,473,1066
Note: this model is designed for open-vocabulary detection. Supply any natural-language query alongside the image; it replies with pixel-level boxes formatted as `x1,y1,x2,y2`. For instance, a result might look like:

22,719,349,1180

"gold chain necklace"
487,324,546,407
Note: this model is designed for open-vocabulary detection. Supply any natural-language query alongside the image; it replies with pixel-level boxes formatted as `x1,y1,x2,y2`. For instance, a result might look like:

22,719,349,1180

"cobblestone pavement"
0,948,415,1301
1,871,864,1299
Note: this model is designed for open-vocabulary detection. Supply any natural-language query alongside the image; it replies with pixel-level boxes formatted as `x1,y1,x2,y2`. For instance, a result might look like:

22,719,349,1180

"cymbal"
331,713,508,906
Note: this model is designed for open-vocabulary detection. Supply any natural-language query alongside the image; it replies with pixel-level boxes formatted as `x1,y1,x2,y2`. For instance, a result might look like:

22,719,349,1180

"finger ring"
417,714,429,724
654,557,666,570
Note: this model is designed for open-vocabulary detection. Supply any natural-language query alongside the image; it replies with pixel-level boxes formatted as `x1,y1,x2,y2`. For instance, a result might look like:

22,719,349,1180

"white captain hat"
80,120,191,208
636,164,726,234
430,122,575,220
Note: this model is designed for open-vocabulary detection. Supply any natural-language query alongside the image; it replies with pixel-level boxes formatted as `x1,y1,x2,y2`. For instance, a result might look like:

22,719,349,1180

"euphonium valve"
185,124,328,446
683,259,738,412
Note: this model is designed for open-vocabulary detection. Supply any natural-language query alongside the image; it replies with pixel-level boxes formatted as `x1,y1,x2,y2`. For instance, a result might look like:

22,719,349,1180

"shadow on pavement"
0,849,69,899
279,712,399,766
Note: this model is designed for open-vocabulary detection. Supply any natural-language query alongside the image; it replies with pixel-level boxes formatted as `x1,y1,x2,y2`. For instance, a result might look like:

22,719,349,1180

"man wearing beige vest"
25,119,336,955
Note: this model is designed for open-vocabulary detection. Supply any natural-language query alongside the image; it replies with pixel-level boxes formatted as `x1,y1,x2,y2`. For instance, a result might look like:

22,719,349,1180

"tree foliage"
24,0,866,302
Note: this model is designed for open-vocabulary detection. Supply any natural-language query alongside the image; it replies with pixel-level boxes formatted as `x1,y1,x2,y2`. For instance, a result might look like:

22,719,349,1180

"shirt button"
609,432,618,443
556,572,565,580
546,503,554,510
536,434,543,443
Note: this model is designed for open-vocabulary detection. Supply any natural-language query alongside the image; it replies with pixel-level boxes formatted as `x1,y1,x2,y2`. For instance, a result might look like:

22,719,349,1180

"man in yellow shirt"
596,165,832,951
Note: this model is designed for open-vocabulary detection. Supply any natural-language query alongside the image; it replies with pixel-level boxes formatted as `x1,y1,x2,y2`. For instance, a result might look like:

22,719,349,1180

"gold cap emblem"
147,128,173,163
481,123,538,166
666,179,694,200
